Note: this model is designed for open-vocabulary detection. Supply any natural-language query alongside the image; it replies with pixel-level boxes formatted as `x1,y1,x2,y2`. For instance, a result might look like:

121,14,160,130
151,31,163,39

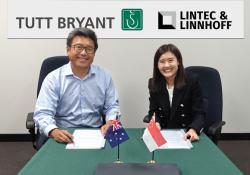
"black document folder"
95,163,180,175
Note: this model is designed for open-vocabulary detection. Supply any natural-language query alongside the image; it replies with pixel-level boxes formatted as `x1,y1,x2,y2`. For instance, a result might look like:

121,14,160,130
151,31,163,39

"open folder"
66,129,105,149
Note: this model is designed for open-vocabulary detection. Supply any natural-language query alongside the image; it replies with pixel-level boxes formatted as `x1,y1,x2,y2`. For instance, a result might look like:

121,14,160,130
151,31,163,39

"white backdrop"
0,0,249,134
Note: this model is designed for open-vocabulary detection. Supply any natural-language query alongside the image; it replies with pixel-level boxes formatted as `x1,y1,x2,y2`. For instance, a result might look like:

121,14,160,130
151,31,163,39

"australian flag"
104,120,129,148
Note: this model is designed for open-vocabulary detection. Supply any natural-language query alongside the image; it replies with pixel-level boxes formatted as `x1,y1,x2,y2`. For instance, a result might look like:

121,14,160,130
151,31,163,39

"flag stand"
147,151,156,163
114,144,123,163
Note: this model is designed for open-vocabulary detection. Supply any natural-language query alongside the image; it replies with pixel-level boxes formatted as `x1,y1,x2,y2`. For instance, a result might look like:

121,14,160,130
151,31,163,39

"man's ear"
66,46,70,54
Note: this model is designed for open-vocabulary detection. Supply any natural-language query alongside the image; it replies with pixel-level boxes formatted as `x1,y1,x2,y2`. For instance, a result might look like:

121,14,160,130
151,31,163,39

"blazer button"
158,107,162,110
160,115,164,118
180,104,184,107
182,123,186,127
181,114,185,117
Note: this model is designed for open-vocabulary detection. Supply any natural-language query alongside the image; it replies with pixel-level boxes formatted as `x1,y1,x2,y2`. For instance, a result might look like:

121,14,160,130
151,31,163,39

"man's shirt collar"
64,62,96,78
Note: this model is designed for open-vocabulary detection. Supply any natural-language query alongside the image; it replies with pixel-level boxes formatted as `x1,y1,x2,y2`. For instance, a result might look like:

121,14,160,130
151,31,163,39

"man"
34,28,120,149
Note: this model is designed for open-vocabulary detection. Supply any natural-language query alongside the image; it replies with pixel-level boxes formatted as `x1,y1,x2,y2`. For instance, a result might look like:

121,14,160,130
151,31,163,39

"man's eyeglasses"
71,44,95,54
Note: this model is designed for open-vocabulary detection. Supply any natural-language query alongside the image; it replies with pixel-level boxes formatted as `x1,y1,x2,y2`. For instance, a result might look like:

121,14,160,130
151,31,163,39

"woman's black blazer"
148,75,205,133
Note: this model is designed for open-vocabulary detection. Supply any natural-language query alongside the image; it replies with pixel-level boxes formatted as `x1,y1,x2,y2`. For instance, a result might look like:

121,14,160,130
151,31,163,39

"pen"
68,137,74,143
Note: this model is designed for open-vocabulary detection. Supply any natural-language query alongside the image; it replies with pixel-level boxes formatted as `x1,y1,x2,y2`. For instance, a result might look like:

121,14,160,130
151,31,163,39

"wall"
0,0,249,134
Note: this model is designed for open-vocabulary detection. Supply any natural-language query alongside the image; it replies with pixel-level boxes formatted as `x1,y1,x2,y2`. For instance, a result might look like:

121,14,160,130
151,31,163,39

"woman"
147,44,205,141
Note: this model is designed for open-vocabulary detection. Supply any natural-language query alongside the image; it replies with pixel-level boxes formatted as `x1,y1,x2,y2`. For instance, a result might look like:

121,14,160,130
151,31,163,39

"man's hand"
101,120,114,135
49,128,74,143
185,128,199,141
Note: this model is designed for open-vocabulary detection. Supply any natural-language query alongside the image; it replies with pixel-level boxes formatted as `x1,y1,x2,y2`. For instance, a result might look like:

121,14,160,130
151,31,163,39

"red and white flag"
142,118,167,152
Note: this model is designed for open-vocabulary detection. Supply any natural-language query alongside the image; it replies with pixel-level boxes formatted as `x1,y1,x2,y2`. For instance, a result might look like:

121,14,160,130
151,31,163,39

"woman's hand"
185,128,199,141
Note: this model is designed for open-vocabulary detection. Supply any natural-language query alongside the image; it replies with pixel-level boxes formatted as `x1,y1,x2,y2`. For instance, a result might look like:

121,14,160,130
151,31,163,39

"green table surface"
18,128,243,175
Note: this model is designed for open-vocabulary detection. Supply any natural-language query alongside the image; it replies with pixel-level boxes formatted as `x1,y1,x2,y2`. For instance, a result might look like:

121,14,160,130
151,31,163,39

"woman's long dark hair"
150,44,186,92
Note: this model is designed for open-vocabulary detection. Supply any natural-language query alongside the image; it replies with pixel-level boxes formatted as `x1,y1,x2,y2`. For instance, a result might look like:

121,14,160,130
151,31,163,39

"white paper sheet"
159,130,193,149
66,129,105,149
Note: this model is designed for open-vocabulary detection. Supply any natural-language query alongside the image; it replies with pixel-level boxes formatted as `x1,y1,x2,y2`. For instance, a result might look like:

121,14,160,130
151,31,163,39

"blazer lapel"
158,83,171,112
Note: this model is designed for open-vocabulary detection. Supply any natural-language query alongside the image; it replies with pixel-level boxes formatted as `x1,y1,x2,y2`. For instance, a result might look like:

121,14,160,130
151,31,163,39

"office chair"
26,56,69,149
185,66,225,144
143,66,225,144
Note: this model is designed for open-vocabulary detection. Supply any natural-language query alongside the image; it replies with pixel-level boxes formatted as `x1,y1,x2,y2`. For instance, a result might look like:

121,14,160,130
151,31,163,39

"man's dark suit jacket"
148,75,205,133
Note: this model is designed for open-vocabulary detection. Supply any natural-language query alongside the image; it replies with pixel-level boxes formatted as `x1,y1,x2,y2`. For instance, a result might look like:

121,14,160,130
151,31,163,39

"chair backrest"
185,66,223,134
37,56,69,97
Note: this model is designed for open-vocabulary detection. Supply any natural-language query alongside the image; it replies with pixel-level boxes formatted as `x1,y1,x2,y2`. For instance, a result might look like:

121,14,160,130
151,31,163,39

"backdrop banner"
8,0,244,38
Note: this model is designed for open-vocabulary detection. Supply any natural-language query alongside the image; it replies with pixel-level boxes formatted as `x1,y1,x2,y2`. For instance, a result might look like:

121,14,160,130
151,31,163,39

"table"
18,128,243,175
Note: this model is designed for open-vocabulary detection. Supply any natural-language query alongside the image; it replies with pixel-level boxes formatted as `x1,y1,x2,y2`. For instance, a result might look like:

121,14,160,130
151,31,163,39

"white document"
66,129,105,149
159,130,193,149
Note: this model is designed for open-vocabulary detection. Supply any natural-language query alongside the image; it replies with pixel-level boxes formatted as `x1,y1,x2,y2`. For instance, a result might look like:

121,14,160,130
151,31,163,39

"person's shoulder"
148,78,154,89
45,63,68,80
148,77,162,95
91,64,112,77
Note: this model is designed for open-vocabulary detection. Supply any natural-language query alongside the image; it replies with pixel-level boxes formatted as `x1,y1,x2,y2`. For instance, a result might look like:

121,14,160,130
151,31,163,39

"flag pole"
118,143,120,161
114,144,123,163
148,151,156,163
152,150,154,161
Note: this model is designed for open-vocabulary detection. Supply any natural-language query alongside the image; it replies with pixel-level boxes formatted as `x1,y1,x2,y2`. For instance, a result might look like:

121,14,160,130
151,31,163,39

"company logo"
158,11,176,29
122,9,143,30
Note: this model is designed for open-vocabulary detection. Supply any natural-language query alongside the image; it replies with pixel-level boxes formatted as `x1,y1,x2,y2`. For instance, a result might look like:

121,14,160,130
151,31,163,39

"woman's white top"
167,85,174,107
